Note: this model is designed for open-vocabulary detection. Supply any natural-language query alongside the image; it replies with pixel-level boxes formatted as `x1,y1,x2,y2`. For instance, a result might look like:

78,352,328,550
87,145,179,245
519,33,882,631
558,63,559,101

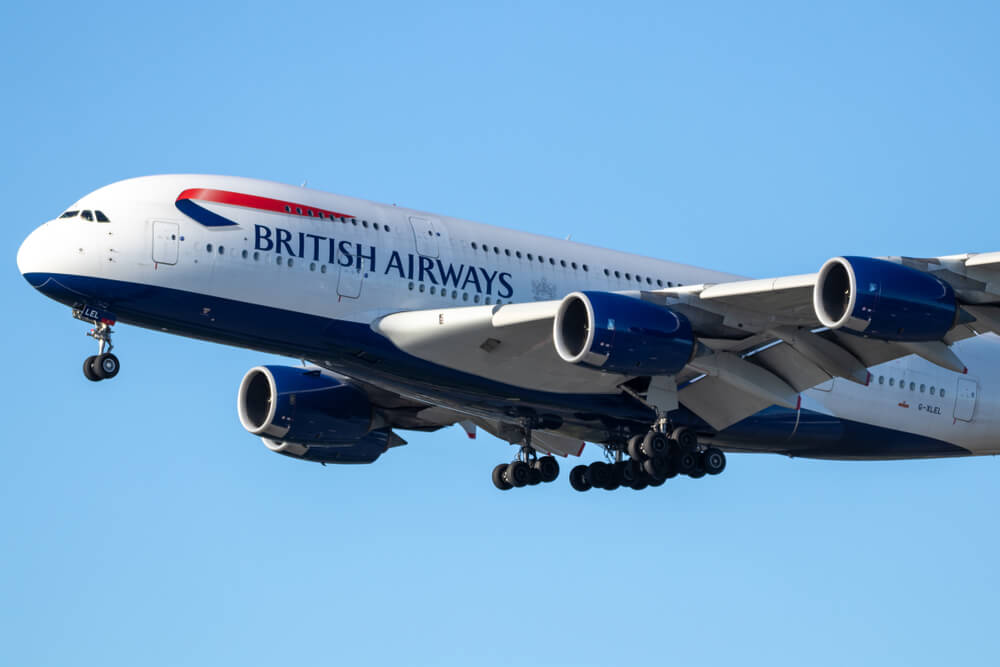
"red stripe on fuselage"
176,188,352,220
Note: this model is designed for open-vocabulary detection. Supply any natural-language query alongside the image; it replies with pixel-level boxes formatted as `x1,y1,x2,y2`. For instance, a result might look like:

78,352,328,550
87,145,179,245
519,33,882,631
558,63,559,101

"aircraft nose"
16,225,47,280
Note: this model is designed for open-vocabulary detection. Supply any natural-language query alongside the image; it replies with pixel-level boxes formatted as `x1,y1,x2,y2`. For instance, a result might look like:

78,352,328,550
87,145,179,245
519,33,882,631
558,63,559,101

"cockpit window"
81,210,94,221
59,210,79,219
95,210,110,222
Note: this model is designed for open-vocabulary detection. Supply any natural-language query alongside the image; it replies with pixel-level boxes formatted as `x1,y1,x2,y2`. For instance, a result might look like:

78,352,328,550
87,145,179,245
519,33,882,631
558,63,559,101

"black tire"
536,455,560,483
701,448,727,475
674,448,699,475
673,427,698,450
647,474,666,487
569,465,591,491
587,461,611,490
83,356,101,382
506,460,530,487
95,353,120,380
492,464,512,490
620,460,640,488
527,466,542,486
641,431,669,458
627,434,646,460
688,466,706,479
642,454,668,481
631,476,649,491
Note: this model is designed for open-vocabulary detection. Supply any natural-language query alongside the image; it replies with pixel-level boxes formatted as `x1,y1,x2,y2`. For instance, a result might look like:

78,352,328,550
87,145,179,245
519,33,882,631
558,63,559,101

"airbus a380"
16,175,1000,491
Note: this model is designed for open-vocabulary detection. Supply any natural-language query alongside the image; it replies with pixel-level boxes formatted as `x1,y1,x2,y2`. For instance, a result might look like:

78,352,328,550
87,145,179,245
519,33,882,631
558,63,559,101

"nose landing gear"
74,307,121,382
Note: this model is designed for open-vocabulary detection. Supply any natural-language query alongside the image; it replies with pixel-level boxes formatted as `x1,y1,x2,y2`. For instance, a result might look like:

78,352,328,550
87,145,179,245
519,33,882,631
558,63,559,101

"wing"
371,253,1000,433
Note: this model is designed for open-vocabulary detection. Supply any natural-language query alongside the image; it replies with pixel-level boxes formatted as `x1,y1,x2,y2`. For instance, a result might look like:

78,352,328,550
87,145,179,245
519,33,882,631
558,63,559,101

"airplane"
16,175,1000,492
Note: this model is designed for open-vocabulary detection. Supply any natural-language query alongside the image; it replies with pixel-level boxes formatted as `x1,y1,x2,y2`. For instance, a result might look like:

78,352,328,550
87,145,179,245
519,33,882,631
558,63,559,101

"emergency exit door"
954,378,978,422
152,221,179,265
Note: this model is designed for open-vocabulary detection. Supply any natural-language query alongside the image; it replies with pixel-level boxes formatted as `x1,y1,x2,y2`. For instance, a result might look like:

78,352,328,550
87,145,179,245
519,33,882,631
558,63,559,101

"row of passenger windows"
467,241,681,287
876,375,946,397
59,209,110,222
206,243,330,272
279,206,681,288
407,281,505,305
284,206,392,233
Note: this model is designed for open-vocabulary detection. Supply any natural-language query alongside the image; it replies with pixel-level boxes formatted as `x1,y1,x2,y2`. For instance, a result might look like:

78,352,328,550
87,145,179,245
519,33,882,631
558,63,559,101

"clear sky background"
3,1,999,665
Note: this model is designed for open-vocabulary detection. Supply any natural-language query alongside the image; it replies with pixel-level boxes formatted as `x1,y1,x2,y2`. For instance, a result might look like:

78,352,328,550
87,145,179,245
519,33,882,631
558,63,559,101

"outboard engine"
237,365,393,464
553,291,696,375
814,256,957,342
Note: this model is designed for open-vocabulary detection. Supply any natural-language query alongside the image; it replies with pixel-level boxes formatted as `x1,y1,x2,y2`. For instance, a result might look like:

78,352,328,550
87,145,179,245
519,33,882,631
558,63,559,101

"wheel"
604,463,621,491
642,454,668,481
647,474,666,487
569,465,591,491
673,427,698,450
674,448,699,475
701,447,727,475
536,455,560,483
631,476,649,491
527,466,542,486
688,466,706,479
627,434,646,460
492,464,512,490
586,461,612,490
95,353,120,380
619,460,640,488
506,460,530,487
641,431,669,458
83,356,101,382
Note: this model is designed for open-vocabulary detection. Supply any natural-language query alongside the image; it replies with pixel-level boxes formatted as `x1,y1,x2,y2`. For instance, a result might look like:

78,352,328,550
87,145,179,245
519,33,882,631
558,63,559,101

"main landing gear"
568,426,726,492
492,427,560,490
75,308,121,382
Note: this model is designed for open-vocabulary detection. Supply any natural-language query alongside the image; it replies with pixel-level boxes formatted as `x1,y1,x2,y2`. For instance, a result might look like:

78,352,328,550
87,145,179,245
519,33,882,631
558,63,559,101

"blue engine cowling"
237,365,387,464
553,291,696,375
813,256,957,342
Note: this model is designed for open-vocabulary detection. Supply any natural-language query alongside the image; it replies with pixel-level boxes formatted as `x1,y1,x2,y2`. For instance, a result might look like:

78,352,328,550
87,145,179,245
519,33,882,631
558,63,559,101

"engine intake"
553,291,696,375
814,256,957,342
237,365,388,464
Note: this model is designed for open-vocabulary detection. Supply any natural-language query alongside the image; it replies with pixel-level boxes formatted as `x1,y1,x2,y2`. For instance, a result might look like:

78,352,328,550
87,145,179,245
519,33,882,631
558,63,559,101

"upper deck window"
95,210,110,222
81,210,94,221
59,210,79,219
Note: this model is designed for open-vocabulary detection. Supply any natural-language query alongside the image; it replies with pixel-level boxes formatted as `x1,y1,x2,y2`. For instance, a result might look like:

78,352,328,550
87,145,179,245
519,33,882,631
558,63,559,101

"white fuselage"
16,174,1000,457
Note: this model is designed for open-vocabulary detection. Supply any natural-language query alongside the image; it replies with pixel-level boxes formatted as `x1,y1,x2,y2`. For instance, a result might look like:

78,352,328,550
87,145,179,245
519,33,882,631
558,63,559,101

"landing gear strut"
492,423,560,490
75,308,121,382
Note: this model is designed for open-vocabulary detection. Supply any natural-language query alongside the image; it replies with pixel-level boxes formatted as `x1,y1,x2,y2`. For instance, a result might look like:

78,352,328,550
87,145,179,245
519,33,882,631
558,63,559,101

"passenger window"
889,378,895,386
909,382,915,391
81,210,93,221
940,389,946,398
59,210,79,219
878,376,884,385
930,387,936,395
920,384,925,393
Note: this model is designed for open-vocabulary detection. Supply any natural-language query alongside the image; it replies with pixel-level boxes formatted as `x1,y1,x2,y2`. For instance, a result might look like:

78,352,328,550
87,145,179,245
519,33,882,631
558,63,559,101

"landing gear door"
954,378,978,422
152,221,179,265
409,216,440,258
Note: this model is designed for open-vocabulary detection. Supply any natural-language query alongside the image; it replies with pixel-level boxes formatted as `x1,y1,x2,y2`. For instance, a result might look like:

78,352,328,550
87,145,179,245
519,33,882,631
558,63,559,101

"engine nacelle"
814,256,957,342
237,365,386,464
553,291,696,375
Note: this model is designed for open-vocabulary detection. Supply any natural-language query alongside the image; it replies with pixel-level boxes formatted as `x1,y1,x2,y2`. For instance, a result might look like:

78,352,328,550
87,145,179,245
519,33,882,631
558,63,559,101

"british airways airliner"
16,175,1000,491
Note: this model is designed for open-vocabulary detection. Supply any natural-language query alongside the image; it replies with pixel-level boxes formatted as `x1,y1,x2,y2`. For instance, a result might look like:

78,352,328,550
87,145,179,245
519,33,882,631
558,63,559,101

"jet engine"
553,291,696,375
237,365,390,464
813,256,957,342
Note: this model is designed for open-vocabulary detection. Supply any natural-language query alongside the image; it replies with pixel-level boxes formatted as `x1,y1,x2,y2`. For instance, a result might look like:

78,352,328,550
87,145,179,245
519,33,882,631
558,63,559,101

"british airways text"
254,225,514,297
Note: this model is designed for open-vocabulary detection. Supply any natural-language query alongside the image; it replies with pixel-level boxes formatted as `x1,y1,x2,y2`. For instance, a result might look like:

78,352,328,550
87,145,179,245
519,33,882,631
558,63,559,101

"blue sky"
3,2,999,665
